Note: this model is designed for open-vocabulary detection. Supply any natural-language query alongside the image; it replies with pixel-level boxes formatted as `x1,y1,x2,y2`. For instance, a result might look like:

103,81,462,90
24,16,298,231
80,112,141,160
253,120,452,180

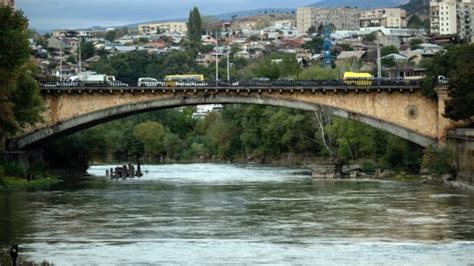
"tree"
420,44,474,121
134,121,167,160
407,14,423,29
444,44,474,122
301,36,324,53
105,30,117,42
381,56,396,67
380,45,398,57
187,7,203,44
0,6,43,144
307,25,317,35
80,40,95,60
409,38,423,50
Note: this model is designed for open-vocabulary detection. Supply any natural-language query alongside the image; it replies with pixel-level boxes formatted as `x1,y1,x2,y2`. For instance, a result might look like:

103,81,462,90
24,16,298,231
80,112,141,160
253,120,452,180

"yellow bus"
343,72,374,86
164,74,205,87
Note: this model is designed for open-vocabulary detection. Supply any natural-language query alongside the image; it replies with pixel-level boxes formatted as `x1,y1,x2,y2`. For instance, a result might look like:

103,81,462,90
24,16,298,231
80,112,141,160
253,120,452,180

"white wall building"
430,0,474,39
192,105,224,119
297,7,360,35
360,8,406,28
138,22,188,35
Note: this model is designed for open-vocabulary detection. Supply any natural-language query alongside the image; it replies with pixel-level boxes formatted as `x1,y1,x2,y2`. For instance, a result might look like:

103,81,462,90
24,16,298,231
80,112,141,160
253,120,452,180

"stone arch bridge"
7,83,454,152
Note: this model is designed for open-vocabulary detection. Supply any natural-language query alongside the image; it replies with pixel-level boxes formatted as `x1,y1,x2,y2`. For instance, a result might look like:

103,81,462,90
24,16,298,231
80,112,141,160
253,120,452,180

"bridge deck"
40,85,421,94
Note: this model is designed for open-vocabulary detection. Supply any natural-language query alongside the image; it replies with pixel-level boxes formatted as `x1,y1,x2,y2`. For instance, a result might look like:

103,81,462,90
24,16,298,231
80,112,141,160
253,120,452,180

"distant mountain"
118,8,295,29
308,0,408,9
212,8,295,20
399,0,429,18
110,2,414,30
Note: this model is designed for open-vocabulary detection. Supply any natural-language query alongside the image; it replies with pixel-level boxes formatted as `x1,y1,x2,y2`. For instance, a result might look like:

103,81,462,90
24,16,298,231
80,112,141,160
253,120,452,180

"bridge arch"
9,93,437,150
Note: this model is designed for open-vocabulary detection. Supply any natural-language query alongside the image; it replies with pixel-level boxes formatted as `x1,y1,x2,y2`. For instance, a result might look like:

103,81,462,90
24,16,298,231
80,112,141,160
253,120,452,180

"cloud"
18,0,316,30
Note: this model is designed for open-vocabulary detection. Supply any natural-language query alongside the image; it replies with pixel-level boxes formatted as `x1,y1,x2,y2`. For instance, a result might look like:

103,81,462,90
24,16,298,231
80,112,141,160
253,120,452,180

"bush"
422,146,455,175
2,162,26,177
361,161,377,173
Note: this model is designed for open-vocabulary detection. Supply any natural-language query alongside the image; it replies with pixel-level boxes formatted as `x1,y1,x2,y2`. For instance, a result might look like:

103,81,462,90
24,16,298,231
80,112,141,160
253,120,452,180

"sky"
17,0,317,31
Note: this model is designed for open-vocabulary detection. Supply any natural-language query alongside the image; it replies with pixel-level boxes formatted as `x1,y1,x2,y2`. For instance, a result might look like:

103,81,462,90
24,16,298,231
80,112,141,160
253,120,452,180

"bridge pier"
448,129,474,185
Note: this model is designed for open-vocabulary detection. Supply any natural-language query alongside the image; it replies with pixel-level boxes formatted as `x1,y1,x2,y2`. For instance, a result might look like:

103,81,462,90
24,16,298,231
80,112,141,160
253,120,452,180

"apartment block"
0,0,15,9
297,7,360,35
138,22,188,35
360,8,406,28
430,0,474,39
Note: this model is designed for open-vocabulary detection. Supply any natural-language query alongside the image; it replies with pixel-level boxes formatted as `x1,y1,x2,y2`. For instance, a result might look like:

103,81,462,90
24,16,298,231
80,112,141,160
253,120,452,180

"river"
1,164,474,265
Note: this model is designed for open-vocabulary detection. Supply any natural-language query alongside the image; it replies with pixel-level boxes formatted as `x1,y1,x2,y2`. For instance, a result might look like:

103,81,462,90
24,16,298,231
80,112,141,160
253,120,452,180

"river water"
1,164,474,265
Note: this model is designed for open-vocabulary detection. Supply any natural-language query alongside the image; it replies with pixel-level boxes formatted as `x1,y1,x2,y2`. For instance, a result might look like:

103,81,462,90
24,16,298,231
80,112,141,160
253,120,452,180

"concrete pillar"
448,129,474,184
435,86,451,145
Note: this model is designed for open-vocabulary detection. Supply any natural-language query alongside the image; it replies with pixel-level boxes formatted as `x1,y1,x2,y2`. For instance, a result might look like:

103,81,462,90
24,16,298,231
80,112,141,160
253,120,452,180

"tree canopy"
421,44,474,122
187,7,203,44
0,6,43,144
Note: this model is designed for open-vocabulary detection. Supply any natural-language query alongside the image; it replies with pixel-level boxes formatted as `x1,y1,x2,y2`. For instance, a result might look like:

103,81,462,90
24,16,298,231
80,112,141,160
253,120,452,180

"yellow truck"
343,72,374,86
164,74,205,87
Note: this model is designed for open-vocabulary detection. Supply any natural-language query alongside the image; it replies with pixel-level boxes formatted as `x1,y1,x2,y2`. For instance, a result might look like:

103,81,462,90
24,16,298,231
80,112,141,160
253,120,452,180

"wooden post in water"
136,159,143,177
130,164,135,178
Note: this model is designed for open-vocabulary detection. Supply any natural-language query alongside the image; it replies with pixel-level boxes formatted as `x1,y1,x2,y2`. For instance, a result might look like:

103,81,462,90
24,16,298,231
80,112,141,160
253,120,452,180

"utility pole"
215,30,219,83
59,34,63,81
227,45,230,81
376,37,381,79
78,37,82,74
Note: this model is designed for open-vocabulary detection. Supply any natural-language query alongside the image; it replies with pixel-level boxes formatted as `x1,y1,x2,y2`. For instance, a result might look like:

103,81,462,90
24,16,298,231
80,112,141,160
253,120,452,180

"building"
138,22,188,35
297,7,360,35
192,105,224,119
0,0,15,9
261,26,298,40
430,0,474,39
360,8,406,28
274,20,295,27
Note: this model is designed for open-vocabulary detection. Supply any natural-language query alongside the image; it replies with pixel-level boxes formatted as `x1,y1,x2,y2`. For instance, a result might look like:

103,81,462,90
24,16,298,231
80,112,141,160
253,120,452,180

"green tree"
381,45,398,57
307,25,317,35
421,43,474,116
187,7,203,44
0,6,43,143
301,36,324,53
444,44,474,121
134,121,167,160
80,40,95,59
407,14,423,29
105,30,117,42
381,56,396,67
409,38,423,50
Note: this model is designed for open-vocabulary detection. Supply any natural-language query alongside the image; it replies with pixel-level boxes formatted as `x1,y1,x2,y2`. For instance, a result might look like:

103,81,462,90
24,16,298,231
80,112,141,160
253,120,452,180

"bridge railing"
39,79,423,89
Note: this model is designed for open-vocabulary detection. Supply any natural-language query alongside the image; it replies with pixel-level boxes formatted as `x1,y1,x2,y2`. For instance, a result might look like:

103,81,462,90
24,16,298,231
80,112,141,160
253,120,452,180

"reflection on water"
1,164,474,264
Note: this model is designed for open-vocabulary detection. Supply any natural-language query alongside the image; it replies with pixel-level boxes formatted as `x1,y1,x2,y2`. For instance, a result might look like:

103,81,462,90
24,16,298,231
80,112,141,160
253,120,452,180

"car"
111,80,130,87
251,77,270,82
437,75,449,85
138,77,161,87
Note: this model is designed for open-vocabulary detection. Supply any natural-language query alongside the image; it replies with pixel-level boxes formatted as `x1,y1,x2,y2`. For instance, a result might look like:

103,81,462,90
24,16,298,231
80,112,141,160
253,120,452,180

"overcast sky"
17,0,317,30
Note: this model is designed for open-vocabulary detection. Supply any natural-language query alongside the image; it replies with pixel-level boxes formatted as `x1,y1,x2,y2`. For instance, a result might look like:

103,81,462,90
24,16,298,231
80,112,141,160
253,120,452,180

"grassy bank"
0,248,51,266
0,176,61,191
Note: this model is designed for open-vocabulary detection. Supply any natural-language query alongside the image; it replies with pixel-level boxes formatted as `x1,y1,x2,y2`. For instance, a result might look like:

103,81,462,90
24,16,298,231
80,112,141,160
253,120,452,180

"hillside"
399,0,430,19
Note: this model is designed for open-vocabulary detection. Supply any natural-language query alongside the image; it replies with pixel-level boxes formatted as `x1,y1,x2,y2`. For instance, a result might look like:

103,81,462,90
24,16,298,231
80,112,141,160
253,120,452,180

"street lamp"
59,32,64,81
215,30,219,83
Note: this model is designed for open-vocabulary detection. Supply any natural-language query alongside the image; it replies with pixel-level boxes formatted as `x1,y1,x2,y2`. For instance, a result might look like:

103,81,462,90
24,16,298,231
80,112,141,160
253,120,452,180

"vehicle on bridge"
48,73,129,87
138,77,162,87
164,74,205,87
437,75,449,85
343,72,374,86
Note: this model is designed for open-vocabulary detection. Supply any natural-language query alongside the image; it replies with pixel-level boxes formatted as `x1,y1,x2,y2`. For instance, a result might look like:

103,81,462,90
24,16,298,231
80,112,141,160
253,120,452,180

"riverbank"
0,176,61,191
1,247,50,266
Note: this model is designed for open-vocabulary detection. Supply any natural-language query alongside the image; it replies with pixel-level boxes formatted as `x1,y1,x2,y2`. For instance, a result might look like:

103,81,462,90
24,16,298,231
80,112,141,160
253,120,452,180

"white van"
138,77,161,87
